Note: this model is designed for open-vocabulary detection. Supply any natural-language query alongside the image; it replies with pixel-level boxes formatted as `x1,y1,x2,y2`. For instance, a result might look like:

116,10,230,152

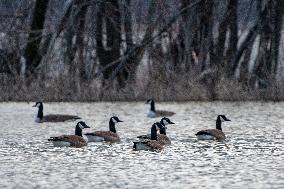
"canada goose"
195,115,231,141
84,116,123,143
137,117,175,145
33,102,81,123
48,121,90,147
133,123,164,151
146,99,175,118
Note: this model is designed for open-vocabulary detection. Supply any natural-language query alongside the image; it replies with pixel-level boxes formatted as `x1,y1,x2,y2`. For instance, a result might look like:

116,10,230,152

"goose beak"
145,100,151,104
169,121,175,124
118,120,123,122
85,125,90,128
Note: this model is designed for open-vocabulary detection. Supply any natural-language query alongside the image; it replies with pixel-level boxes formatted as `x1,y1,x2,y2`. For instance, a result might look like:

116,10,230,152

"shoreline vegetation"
1,75,283,102
0,1,284,102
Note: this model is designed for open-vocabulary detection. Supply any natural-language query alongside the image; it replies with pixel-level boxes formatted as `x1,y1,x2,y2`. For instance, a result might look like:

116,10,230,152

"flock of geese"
33,99,231,151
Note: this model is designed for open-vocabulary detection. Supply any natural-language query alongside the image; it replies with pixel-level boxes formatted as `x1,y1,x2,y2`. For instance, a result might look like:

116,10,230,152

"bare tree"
96,0,122,86
23,0,49,77
0,0,283,101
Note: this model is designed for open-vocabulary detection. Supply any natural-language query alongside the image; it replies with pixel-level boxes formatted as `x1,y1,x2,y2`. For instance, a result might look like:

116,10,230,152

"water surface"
0,102,283,189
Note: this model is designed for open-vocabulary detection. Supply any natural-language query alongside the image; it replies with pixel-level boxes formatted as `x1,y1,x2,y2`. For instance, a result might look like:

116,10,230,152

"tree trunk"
124,0,134,52
180,0,197,71
226,0,238,76
96,0,123,86
271,0,284,76
63,0,89,82
196,0,214,71
214,0,238,75
24,0,49,77
254,0,278,85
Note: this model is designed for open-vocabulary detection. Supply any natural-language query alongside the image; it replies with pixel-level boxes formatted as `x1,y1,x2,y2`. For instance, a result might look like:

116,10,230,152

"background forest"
0,0,283,101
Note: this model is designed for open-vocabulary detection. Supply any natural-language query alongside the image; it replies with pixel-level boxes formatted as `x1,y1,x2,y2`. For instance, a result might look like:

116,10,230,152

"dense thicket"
0,0,283,101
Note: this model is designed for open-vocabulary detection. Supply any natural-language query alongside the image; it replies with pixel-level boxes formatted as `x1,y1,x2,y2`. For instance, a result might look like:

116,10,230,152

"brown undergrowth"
0,73,283,102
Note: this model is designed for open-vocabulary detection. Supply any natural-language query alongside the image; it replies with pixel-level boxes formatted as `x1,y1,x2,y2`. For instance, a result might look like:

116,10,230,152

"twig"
95,0,202,79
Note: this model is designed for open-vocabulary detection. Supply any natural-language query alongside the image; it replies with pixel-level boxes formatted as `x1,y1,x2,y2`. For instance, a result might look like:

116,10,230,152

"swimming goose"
146,99,175,118
84,116,123,143
137,117,175,145
195,115,231,141
133,123,164,151
33,102,81,123
48,121,90,147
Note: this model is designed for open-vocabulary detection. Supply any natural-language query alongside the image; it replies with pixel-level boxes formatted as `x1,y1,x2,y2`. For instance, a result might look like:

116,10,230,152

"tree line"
0,0,283,101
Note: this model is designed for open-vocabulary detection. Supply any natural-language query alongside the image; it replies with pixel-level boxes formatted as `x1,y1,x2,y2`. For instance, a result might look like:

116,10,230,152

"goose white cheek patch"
112,118,118,123
163,119,168,125
220,116,225,122
147,100,152,104
78,123,84,129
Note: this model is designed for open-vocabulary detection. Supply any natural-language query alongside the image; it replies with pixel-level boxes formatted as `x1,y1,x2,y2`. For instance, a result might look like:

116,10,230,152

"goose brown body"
146,99,175,118
90,131,120,142
156,134,171,145
138,133,171,145
195,115,231,141
133,123,164,151
196,129,226,141
41,114,81,122
134,139,164,151
155,110,175,117
48,121,90,147
137,118,174,145
48,135,87,147
84,116,123,143
33,102,81,123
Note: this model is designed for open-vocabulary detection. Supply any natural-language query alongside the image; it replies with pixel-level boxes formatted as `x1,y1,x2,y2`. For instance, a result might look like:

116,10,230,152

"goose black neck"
159,121,167,134
160,128,166,135
150,100,155,112
37,104,43,120
75,125,83,137
109,120,116,133
216,117,222,131
151,125,158,140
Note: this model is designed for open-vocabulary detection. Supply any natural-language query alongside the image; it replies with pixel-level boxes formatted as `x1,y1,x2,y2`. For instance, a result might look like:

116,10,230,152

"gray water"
0,102,283,189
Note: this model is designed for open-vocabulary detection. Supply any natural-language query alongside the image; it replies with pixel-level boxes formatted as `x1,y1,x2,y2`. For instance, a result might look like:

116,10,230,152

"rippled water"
0,102,283,189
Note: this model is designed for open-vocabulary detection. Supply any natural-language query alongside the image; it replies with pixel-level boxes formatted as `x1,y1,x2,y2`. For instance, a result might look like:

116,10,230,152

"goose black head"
216,115,230,131
155,122,165,129
33,101,43,108
76,121,90,129
160,117,175,126
75,121,90,137
109,116,122,133
217,115,231,122
145,99,154,104
33,102,43,121
146,99,155,112
110,116,123,123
